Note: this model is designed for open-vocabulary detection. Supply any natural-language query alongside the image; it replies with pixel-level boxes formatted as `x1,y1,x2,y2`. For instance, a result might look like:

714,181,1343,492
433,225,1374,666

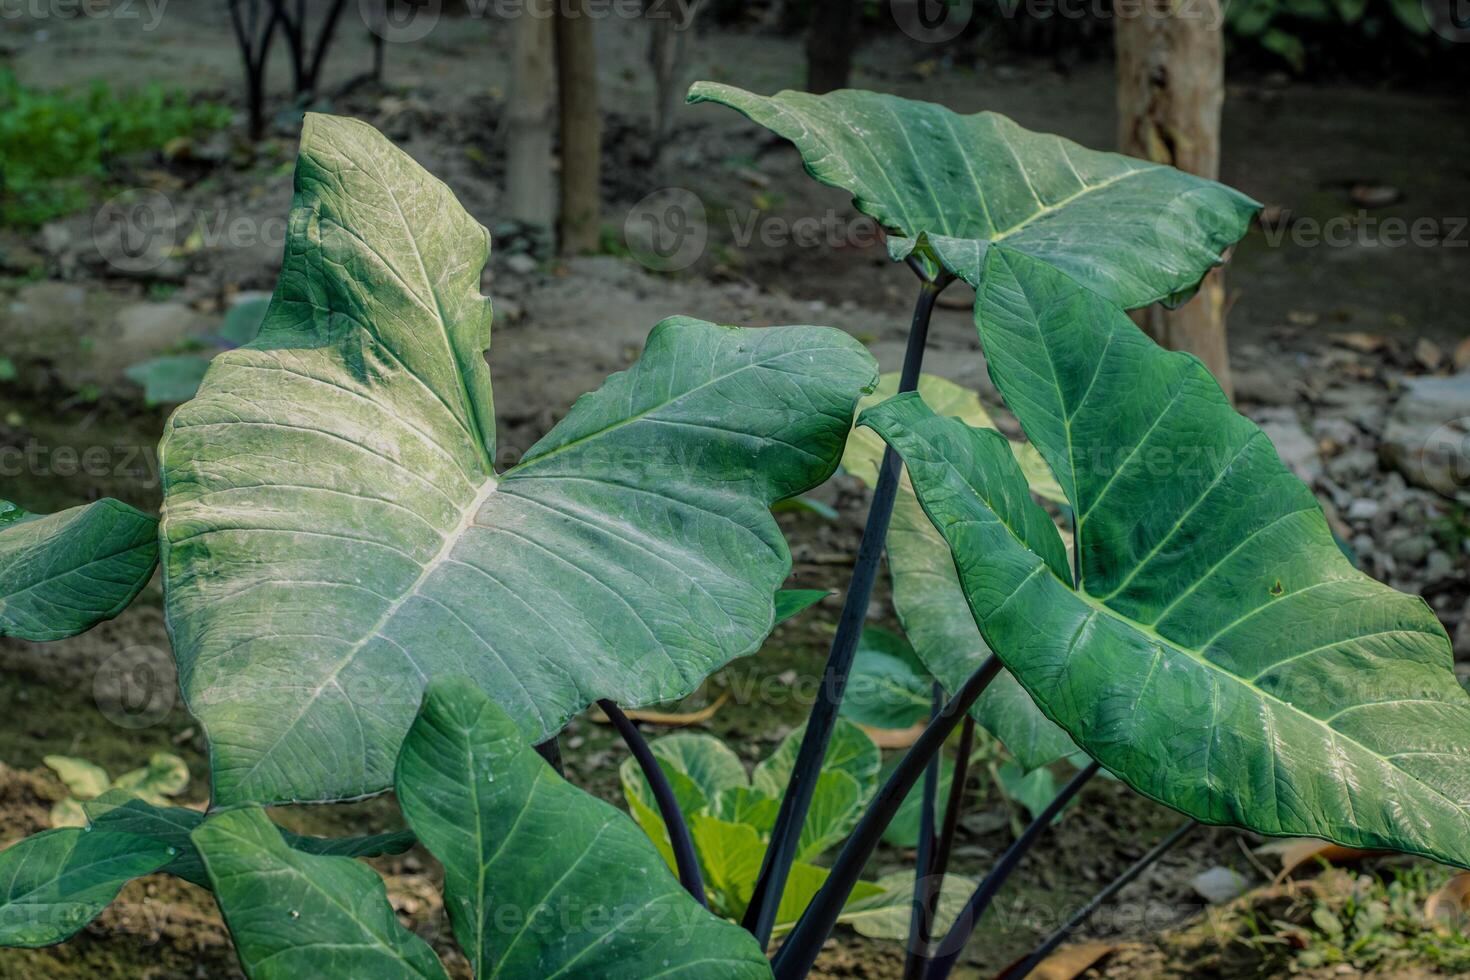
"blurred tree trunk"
228,0,282,141
556,0,603,254
506,12,558,238
806,0,861,92
645,0,700,162
1115,0,1233,399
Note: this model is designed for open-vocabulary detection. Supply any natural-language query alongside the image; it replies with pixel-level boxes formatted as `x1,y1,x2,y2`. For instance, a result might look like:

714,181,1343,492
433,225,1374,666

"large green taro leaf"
859,250,1470,867
160,113,877,806
687,83,1259,308
395,678,772,979
0,498,157,641
0,828,171,947
193,808,447,980
843,374,1073,771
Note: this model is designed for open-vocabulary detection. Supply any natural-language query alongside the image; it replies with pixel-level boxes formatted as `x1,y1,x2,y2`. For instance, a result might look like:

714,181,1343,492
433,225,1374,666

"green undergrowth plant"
43,751,190,829
0,69,231,227
124,296,271,406
619,720,972,938
0,81,1464,980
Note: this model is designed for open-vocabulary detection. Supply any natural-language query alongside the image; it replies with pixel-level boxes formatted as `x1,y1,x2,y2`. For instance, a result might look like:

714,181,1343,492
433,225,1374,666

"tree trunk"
506,11,558,238
645,0,698,161
556,0,603,254
806,0,861,93
1115,0,1233,399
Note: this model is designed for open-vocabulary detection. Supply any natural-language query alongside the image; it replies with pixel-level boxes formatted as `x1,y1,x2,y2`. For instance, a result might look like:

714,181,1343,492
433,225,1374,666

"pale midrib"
227,478,498,794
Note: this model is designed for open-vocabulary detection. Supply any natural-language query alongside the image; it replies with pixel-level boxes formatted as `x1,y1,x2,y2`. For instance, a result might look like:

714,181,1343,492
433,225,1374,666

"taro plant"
2,81,1467,980
619,720,972,937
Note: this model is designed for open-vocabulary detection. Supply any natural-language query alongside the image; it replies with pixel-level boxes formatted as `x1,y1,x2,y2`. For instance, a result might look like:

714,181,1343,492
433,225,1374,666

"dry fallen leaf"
859,720,926,749
996,941,1120,980
1415,337,1446,372
1424,872,1470,926
589,692,730,727
1453,336,1470,372
1330,331,1388,354
1255,838,1381,880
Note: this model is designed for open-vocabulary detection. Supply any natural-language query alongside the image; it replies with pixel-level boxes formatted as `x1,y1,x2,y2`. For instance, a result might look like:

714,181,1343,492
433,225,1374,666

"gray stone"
1255,408,1322,485
1381,373,1470,501
1390,534,1433,565
1346,499,1381,521
1190,866,1249,904
505,253,538,276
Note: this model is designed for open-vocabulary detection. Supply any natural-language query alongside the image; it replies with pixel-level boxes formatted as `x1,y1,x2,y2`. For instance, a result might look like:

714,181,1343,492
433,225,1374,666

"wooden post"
1115,0,1233,398
506,9,558,238
806,0,862,93
556,0,603,254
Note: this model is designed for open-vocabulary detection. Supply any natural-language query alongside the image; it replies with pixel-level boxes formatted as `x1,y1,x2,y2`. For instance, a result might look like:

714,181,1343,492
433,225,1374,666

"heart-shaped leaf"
0,828,172,947
395,677,772,979
753,716,880,801
860,249,1470,868
160,113,877,806
687,84,1259,308
0,498,157,641
83,793,414,889
843,374,1074,771
840,627,932,731
193,807,446,980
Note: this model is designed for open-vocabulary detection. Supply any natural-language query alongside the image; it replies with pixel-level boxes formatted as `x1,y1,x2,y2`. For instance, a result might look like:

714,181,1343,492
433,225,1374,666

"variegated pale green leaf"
160,113,877,806
839,870,973,941
193,808,446,980
687,83,1259,308
0,498,157,641
860,248,1470,868
395,678,771,979
844,374,1074,771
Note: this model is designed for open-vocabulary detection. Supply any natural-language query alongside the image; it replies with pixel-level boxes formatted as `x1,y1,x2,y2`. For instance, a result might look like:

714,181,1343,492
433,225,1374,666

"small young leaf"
0,829,171,947
42,756,111,800
111,752,190,803
395,677,772,979
753,717,880,802
773,588,830,625
711,787,780,835
840,627,932,731
123,354,211,406
837,870,974,941
193,808,446,980
0,498,157,641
